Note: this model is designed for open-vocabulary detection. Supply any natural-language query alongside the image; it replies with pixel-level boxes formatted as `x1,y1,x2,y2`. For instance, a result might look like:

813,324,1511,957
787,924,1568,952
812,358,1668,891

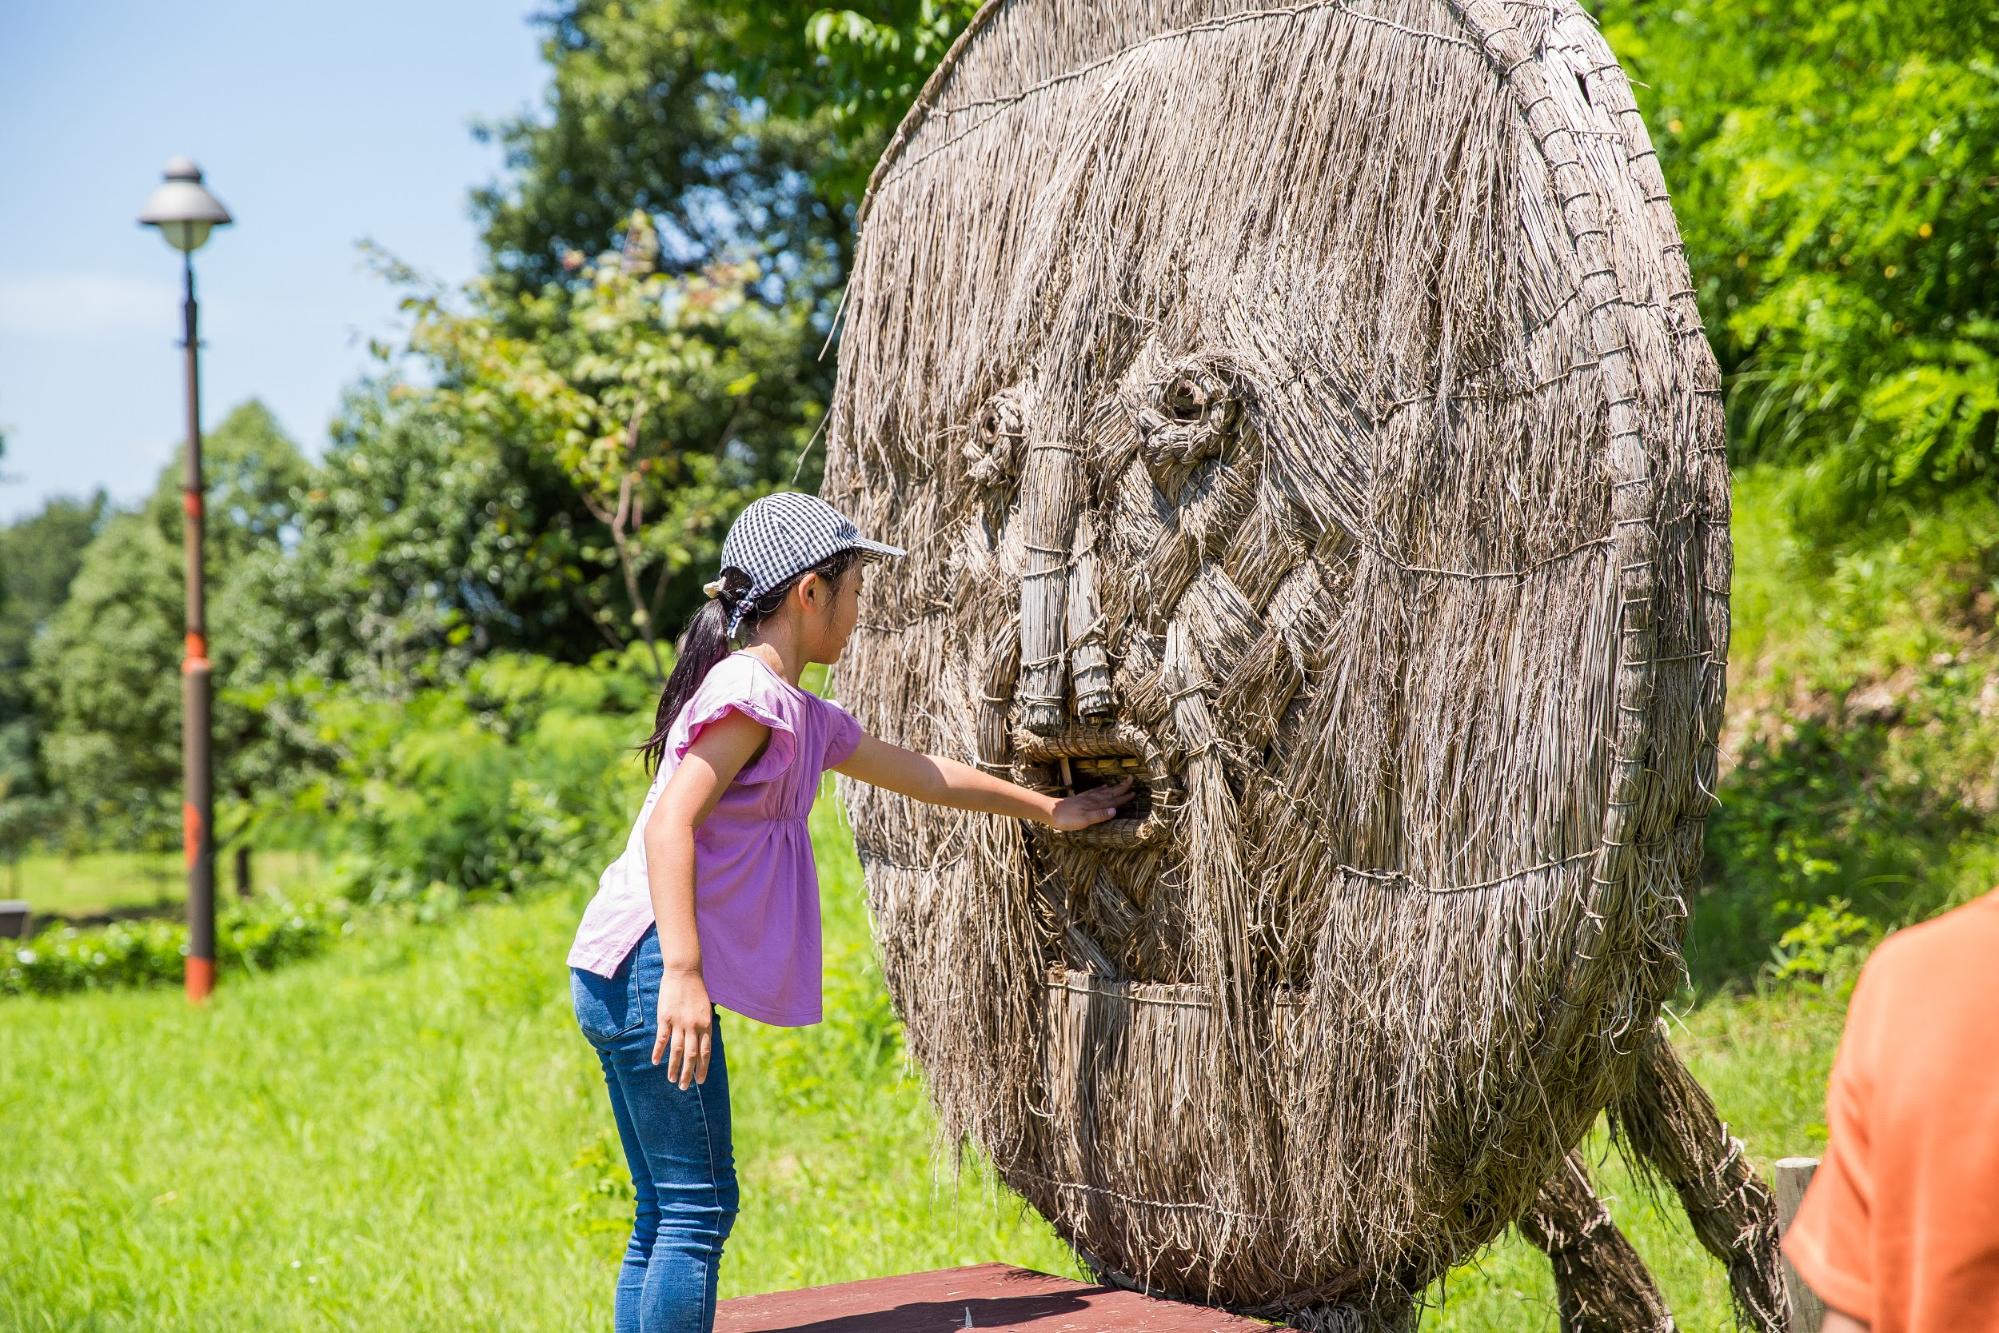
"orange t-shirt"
1782,890,1999,1331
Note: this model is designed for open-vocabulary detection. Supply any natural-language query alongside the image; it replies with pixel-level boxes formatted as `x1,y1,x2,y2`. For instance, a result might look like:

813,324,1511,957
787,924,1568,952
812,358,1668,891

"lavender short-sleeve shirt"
566,651,863,1027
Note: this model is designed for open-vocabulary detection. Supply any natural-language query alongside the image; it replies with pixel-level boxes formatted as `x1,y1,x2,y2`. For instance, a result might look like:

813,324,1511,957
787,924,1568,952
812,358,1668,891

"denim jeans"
571,924,739,1332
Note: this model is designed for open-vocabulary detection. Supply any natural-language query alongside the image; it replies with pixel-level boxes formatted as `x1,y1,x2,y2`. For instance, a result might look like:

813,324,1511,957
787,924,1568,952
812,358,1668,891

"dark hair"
636,547,863,775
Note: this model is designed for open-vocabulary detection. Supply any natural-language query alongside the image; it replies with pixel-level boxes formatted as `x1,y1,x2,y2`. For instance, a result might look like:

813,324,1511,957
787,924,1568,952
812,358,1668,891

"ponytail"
634,547,861,775
637,567,752,775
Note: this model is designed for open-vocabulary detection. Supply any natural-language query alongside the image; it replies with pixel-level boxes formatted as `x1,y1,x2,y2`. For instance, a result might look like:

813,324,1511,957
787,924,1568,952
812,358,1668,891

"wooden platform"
715,1263,1277,1331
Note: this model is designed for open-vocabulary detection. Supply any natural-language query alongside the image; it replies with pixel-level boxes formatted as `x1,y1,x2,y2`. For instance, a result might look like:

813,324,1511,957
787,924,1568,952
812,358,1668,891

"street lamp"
137,156,232,1003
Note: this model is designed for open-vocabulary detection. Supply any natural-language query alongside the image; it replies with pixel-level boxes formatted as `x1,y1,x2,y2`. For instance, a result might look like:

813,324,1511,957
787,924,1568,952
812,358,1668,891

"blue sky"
0,2,551,521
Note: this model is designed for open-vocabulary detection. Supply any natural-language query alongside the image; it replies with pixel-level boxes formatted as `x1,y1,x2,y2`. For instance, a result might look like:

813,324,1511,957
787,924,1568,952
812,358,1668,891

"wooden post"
1773,1157,1825,1333
178,247,217,1002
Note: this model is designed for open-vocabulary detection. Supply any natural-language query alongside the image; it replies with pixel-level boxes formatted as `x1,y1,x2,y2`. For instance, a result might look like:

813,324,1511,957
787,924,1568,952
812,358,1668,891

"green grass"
3,849,332,920
0,790,1079,1331
11,463,1985,1326
0,779,1843,1330
1683,465,1999,988
1727,464,1999,701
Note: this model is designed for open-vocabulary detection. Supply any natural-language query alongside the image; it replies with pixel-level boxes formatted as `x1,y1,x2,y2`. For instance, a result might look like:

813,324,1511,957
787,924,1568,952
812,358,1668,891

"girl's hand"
1047,776,1134,831
653,968,713,1089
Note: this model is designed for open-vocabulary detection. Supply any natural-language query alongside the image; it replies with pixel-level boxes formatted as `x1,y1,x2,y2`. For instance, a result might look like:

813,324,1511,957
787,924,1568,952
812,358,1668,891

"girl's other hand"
653,969,713,1088
1048,777,1134,832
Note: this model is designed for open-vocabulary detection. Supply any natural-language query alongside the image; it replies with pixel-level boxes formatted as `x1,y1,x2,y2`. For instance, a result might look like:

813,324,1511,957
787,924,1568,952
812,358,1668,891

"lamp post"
137,156,232,1003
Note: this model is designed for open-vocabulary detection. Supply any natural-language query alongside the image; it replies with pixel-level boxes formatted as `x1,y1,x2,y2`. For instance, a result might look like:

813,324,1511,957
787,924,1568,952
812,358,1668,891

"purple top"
566,651,864,1026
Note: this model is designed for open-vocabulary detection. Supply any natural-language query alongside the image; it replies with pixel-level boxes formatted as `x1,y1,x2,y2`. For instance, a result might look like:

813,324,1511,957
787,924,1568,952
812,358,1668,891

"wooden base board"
715,1262,1277,1331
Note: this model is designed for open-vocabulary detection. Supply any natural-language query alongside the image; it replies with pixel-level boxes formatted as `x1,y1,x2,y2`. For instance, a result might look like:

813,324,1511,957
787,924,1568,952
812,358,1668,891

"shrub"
301,648,658,906
2,896,349,998
1766,898,1876,990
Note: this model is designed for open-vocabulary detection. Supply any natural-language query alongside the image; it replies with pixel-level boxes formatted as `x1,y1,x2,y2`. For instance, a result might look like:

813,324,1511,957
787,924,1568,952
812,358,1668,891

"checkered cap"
717,492,905,635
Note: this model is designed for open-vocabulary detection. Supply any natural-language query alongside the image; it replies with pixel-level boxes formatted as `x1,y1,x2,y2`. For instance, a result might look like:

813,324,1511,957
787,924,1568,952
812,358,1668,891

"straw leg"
1614,1025,1790,1332
1517,1149,1676,1332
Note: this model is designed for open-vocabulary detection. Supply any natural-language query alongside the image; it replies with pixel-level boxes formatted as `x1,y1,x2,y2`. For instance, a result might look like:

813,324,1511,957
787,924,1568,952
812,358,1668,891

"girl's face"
809,561,864,664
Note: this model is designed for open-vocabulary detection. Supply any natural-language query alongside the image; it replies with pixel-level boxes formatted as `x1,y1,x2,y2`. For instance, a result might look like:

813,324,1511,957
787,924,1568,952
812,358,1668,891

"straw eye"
1162,372,1207,420
1135,355,1244,472
964,388,1026,489
977,398,1019,445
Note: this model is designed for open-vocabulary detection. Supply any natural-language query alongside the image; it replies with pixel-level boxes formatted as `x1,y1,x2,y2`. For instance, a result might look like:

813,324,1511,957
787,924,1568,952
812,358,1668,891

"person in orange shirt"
1782,888,1999,1333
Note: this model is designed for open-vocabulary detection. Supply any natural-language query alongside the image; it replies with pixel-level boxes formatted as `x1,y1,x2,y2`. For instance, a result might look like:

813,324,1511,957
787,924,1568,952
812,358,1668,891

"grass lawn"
4,849,332,921
0,786,1843,1330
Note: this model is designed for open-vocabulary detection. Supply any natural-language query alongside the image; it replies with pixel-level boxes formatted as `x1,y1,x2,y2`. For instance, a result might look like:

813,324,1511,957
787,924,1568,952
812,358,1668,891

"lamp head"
138,156,232,254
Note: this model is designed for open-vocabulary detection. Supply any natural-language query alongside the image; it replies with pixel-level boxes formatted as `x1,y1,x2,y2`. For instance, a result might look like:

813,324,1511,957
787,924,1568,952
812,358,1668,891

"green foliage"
376,215,821,668
300,649,657,905
1693,465,1999,990
1729,467,1999,697
724,1,982,206
243,379,615,688
25,401,312,848
471,0,978,299
0,491,106,851
1,895,345,998
1698,697,1999,989
472,0,848,309
28,512,184,846
1766,898,1876,989
1604,0,1999,531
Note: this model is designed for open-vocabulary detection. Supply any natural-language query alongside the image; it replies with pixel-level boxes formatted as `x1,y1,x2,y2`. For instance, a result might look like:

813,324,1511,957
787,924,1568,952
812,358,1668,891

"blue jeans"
571,925,739,1332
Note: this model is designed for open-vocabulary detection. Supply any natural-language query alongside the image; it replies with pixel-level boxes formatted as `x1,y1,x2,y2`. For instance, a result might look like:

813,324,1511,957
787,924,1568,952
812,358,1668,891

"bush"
1695,703,1998,990
1604,0,1999,531
299,647,659,906
2,896,348,998
1767,898,1876,990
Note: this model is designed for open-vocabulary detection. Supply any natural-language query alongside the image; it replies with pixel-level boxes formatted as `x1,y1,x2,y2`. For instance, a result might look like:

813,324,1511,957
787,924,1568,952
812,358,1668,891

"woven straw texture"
824,0,1728,1319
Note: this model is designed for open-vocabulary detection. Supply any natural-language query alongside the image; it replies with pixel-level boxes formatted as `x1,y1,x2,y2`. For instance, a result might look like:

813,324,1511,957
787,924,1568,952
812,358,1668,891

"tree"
235,377,606,695
715,1,981,207
0,487,108,854
1605,0,1999,530
471,0,849,313
472,1,981,297
380,212,820,677
28,401,310,848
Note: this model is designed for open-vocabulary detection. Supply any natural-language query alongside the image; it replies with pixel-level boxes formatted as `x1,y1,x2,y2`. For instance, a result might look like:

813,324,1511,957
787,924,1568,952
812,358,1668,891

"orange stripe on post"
185,955,215,1002
182,490,203,518
182,634,209,673
183,801,204,869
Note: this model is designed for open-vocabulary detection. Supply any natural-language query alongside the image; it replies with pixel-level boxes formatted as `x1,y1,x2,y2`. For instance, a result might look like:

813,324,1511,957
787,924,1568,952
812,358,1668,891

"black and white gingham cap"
714,492,905,635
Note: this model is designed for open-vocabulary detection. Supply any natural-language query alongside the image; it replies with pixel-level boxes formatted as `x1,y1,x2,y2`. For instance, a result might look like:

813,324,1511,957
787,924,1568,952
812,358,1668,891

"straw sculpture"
821,2,1785,1326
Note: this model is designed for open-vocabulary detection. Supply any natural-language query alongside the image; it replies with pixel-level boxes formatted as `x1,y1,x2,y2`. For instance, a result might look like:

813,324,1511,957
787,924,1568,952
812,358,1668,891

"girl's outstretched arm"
833,733,1131,832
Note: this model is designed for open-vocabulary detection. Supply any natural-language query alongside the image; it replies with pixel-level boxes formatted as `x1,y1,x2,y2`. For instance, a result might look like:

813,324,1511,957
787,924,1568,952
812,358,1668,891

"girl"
566,491,1131,1333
